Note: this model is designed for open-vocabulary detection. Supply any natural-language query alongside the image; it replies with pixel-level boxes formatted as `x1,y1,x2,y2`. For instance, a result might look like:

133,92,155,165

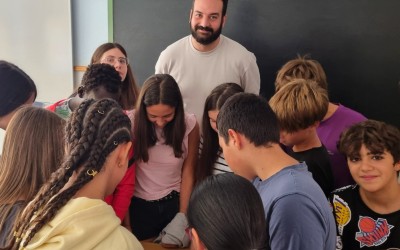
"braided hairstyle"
4,99,131,250
78,63,122,98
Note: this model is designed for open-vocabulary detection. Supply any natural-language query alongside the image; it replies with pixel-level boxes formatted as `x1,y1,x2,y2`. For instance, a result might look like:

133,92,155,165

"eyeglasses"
101,55,129,66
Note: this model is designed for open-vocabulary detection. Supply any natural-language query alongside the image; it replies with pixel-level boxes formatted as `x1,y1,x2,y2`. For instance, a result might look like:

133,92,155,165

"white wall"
71,0,110,88
0,0,74,153
0,0,74,103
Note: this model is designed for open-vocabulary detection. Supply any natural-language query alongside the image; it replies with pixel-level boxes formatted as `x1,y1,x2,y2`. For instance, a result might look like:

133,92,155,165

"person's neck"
292,131,321,152
359,179,400,214
68,96,85,112
0,120,6,130
248,144,299,181
61,169,106,200
191,36,220,52
74,182,106,200
0,113,13,130
323,102,339,121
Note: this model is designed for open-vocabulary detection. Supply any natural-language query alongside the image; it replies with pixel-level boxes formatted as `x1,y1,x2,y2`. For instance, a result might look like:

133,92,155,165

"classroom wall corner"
108,0,113,42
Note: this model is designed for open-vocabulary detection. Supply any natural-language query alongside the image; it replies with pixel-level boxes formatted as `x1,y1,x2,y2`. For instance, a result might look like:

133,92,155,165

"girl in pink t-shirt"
127,74,199,246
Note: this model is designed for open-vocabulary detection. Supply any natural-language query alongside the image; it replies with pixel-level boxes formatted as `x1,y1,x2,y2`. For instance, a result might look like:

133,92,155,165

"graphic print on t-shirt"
355,216,394,248
333,194,352,235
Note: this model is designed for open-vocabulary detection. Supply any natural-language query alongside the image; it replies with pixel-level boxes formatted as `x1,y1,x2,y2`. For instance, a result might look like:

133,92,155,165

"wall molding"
74,66,87,71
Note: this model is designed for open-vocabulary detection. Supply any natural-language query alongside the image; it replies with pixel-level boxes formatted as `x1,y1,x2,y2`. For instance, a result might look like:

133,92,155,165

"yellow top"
20,197,143,250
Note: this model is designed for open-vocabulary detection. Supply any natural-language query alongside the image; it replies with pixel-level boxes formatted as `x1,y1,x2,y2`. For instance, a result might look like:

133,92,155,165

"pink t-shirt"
127,110,197,200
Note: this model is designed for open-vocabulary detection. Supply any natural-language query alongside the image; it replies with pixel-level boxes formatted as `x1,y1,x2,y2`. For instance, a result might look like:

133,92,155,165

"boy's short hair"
338,120,400,165
269,79,329,133
275,55,328,92
217,93,280,147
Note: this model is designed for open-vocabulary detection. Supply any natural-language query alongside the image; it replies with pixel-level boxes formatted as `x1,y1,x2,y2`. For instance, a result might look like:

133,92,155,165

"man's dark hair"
217,93,280,147
192,0,229,16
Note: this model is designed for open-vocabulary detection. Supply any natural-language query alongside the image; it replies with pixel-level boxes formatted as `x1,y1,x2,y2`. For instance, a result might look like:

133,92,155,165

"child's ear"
191,228,207,250
309,121,320,130
394,160,400,172
117,141,132,166
228,129,243,150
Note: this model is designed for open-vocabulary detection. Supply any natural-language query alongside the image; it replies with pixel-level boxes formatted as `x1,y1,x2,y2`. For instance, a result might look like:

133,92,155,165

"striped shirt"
199,139,232,175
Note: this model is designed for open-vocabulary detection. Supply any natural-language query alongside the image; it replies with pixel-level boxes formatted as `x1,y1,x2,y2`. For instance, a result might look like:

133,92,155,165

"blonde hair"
0,106,65,242
275,55,328,92
269,79,329,133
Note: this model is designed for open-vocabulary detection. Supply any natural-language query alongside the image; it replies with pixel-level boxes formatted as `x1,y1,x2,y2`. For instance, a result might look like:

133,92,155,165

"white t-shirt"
155,35,260,121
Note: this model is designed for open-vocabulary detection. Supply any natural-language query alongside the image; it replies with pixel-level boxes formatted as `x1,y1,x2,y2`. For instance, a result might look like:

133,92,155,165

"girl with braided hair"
127,74,199,248
47,63,135,227
0,107,65,247
2,99,143,250
89,43,140,110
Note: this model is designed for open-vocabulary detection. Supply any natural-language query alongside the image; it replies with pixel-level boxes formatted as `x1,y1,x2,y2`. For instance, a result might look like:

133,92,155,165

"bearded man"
155,0,260,122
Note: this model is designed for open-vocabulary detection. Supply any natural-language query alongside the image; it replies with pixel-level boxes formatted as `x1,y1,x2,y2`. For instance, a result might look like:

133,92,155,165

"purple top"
317,104,366,189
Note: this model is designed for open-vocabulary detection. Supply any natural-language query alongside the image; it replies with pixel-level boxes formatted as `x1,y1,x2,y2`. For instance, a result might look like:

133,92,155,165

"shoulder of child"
331,184,358,194
185,113,197,135
269,193,334,249
329,184,358,205
338,105,367,122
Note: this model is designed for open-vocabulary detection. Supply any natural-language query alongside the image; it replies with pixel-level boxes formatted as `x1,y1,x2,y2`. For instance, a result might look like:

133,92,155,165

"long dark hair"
90,43,140,110
187,174,267,250
0,61,37,117
134,74,185,163
3,99,131,250
196,83,243,184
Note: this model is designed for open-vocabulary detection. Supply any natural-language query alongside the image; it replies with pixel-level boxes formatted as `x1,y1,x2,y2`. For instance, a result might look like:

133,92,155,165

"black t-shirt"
288,144,335,197
0,201,24,247
329,185,400,250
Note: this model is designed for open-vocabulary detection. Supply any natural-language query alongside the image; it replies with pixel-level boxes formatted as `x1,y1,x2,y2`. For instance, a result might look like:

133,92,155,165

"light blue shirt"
253,162,336,250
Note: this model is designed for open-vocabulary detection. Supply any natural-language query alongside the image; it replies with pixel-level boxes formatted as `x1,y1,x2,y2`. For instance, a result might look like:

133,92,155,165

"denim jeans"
129,191,180,241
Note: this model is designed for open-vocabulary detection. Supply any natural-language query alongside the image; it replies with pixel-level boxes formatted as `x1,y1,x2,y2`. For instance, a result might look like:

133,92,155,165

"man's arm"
269,194,334,250
155,51,168,74
241,55,260,95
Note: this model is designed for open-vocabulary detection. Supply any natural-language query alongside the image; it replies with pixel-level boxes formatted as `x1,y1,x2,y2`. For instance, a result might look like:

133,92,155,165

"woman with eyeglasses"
70,43,139,110
187,174,267,250
89,43,140,110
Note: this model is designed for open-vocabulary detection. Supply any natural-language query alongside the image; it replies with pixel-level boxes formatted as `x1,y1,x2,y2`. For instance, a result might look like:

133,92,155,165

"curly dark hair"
337,120,400,165
78,63,122,97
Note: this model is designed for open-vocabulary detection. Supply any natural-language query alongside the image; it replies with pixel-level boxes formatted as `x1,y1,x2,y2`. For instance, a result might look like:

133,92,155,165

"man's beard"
190,20,223,45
